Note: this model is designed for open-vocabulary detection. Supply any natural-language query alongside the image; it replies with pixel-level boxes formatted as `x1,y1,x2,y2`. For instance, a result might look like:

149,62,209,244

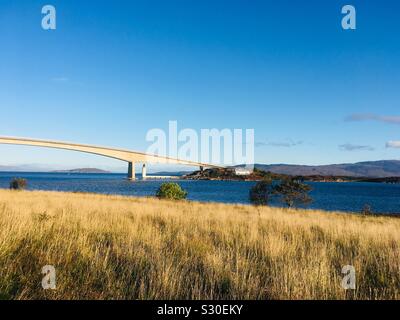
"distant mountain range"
0,165,112,173
52,168,111,174
251,160,400,178
1,160,400,178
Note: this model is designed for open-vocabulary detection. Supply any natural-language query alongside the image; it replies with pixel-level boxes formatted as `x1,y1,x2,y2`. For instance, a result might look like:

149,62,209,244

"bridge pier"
142,164,147,180
128,162,135,180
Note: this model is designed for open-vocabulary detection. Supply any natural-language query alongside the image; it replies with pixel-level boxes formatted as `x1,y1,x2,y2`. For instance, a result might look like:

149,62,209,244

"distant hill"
250,160,400,178
2,160,400,178
52,168,111,174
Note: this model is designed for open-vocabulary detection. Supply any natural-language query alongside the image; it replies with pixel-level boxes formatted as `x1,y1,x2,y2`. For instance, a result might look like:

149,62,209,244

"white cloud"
339,143,374,151
386,141,400,148
255,140,303,148
345,113,400,124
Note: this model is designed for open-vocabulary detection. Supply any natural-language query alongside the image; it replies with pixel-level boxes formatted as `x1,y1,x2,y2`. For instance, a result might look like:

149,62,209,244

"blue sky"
1,0,400,171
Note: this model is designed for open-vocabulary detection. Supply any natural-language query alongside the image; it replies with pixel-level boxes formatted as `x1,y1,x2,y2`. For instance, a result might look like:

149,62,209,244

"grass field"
0,189,399,300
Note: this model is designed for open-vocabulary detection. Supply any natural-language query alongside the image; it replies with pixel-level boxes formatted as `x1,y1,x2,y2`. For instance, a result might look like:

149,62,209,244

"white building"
234,168,252,176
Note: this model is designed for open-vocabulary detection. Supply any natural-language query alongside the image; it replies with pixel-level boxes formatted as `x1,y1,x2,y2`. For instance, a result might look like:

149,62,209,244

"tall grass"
0,189,399,300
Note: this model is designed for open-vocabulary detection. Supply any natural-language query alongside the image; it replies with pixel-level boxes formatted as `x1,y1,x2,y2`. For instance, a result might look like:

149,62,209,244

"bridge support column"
128,162,135,180
142,163,147,180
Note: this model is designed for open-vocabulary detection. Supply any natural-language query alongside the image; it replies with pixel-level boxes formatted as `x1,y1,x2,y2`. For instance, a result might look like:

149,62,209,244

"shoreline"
2,187,400,218
1,170,400,184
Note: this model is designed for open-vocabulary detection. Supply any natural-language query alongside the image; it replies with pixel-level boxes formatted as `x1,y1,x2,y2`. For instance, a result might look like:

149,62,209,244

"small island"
184,168,287,181
183,167,400,184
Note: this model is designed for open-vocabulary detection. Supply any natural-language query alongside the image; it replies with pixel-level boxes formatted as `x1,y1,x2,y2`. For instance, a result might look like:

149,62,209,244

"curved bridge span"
0,136,219,180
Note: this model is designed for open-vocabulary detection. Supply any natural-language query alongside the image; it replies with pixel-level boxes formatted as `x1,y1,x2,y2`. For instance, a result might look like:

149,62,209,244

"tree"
273,178,312,208
249,178,273,205
9,178,27,190
156,182,188,200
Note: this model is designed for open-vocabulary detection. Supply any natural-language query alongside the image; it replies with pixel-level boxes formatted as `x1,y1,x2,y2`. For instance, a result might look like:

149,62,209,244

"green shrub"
156,182,188,200
9,178,27,190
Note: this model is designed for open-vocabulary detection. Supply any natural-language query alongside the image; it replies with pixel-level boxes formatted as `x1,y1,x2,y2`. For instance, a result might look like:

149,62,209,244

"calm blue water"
1,172,400,214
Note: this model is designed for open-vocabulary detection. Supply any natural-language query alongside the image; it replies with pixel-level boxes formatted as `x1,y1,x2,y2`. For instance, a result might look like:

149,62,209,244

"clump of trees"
249,177,312,208
9,178,27,190
156,182,188,200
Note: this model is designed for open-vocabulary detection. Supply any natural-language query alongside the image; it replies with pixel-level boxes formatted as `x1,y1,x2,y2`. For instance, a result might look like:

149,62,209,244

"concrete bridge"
0,136,220,180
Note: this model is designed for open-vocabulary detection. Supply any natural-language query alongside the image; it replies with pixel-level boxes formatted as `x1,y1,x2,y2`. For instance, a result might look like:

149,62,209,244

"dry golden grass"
0,189,399,300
